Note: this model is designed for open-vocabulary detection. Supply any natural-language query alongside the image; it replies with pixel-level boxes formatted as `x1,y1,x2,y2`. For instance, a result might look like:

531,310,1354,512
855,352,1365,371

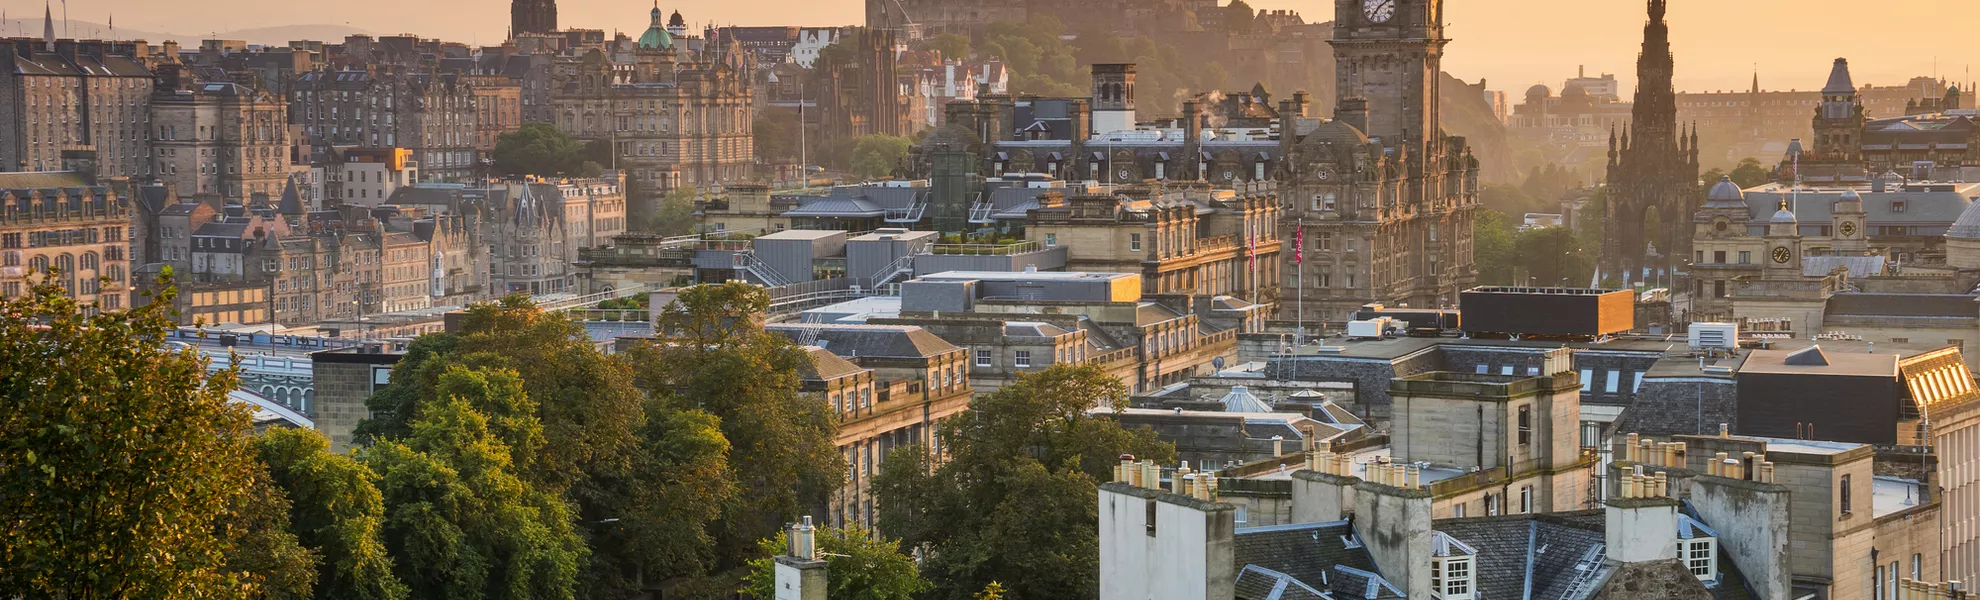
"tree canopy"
873,363,1173,600
624,282,845,569
491,122,605,179
740,525,929,600
0,272,270,597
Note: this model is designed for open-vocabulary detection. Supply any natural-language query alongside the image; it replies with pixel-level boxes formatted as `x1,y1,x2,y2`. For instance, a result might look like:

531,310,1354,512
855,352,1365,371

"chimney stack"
773,516,829,600
1604,467,1681,564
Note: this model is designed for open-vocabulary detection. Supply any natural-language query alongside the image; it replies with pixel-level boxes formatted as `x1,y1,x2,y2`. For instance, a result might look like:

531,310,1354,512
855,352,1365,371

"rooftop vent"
1783,345,1830,366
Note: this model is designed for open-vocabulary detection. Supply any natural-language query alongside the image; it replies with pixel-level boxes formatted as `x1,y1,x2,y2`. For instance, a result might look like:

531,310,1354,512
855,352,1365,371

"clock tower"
1764,201,1802,280
1330,0,1445,161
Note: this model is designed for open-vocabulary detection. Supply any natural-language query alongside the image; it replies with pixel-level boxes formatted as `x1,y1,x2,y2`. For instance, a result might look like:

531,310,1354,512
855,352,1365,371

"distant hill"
0,18,371,45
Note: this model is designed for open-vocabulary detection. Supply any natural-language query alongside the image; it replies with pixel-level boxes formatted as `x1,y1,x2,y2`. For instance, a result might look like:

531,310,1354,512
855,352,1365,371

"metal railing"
541,283,650,313
929,240,1044,256
563,308,649,322
734,252,793,287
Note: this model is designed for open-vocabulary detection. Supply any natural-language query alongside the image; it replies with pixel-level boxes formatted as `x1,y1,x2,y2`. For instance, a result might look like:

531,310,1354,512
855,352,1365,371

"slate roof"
1801,255,1884,277
1432,512,1606,600
799,346,868,381
767,323,960,359
1136,302,1187,326
1004,321,1070,338
1739,187,1973,225
1231,521,1383,597
0,171,88,188
782,197,884,217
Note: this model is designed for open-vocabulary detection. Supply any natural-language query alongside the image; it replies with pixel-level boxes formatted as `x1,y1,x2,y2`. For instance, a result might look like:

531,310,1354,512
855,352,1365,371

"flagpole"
1295,219,1304,347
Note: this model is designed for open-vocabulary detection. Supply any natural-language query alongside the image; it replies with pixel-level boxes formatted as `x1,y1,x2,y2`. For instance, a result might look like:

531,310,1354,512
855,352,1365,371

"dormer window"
1431,556,1474,599
1678,514,1721,582
1892,199,1907,213
1431,532,1477,599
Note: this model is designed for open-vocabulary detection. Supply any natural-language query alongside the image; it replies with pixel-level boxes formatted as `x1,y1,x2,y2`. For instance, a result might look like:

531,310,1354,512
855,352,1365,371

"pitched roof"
1825,293,1977,319
1433,512,1606,600
1231,521,1383,597
767,323,960,359
799,346,868,381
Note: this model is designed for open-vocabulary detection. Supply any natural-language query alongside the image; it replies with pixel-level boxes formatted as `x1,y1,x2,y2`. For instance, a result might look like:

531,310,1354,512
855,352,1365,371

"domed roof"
1525,84,1552,99
1837,188,1862,204
1705,176,1744,204
1771,206,1798,224
1948,199,1980,240
668,9,685,27
1218,385,1273,413
1306,119,1370,145
638,6,674,49
1562,84,1589,99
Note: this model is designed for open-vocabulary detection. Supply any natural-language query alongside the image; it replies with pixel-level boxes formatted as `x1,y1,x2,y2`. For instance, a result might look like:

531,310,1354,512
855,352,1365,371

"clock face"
1316,165,1336,181
1363,0,1396,23
1773,246,1792,264
1116,168,1133,182
1840,221,1858,237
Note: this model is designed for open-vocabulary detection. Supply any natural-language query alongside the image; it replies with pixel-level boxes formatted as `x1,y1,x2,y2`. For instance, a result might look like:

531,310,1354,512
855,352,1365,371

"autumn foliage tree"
0,271,296,597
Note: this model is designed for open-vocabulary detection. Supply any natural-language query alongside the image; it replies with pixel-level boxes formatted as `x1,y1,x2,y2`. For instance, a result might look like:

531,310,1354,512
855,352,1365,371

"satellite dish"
1212,356,1226,370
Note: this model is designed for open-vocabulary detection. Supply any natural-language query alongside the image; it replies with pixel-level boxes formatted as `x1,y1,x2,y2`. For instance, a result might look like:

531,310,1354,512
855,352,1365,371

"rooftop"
1739,346,1898,378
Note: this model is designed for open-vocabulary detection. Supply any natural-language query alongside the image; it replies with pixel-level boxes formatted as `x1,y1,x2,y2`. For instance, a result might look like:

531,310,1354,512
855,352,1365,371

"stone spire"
42,1,55,51
1822,58,1856,96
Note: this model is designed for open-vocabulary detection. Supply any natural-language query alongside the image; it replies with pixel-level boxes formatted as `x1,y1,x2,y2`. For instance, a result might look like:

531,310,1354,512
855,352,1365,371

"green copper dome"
638,6,673,49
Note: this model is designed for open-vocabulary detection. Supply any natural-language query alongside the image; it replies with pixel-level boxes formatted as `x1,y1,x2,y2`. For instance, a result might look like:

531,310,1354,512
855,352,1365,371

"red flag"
1247,230,1256,269
1294,226,1303,266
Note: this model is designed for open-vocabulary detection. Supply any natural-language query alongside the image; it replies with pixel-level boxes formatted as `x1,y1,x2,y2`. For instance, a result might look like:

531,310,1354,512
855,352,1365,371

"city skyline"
2,0,1974,95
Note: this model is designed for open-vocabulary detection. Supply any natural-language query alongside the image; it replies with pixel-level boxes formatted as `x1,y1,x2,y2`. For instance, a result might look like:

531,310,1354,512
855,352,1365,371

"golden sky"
11,0,1976,94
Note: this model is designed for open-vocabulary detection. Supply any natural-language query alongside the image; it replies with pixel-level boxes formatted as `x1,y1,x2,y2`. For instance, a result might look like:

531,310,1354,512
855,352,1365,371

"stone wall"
309,349,401,452
1588,559,1716,600
1688,475,1791,600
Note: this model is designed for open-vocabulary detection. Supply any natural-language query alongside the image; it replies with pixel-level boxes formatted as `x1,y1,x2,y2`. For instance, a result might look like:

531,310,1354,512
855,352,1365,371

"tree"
491,122,594,178
256,428,408,600
353,297,658,597
217,470,320,600
753,106,803,166
1729,157,1772,188
740,525,930,600
873,364,1174,600
649,187,698,236
587,403,735,594
1514,226,1594,287
849,135,913,180
920,33,971,62
0,271,265,597
624,282,844,569
363,370,587,600
1224,0,1257,33
1475,209,1518,285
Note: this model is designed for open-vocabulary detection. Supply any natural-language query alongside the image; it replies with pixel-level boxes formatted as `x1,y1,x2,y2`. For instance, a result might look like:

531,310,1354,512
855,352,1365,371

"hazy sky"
6,0,1976,94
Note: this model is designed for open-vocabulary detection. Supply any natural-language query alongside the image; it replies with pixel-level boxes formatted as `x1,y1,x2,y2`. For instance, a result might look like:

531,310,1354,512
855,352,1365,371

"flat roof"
1747,437,1863,456
917,270,1137,282
756,229,846,240
849,230,938,242
802,296,904,323
1740,347,1898,378
1284,335,1679,361
1873,476,1929,518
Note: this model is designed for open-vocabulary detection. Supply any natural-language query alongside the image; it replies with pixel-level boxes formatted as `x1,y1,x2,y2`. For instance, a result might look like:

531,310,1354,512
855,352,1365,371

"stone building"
1278,0,1479,323
291,67,478,182
0,162,131,308
1026,184,1282,304
812,27,910,141
766,323,972,530
150,79,293,201
1602,0,1702,287
510,0,558,38
552,7,754,203
468,72,522,158
488,181,571,295
379,231,431,313
0,34,154,177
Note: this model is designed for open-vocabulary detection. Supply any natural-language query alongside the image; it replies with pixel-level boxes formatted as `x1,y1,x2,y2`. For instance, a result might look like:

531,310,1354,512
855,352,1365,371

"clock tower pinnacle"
1329,0,1445,163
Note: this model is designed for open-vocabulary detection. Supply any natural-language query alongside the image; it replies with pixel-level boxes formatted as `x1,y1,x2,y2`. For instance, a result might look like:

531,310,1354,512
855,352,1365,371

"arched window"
54,254,73,274
80,252,98,272
28,255,47,273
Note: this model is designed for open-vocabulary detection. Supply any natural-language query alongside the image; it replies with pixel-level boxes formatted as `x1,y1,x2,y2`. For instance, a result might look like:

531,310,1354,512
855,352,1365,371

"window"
1475,364,1489,374
1432,556,1474,599
1500,365,1514,375
1319,233,1333,251
1714,250,1726,263
1579,369,1592,391
1739,251,1751,264
1045,233,1057,247
1485,494,1500,516
975,349,992,368
1517,406,1532,446
1519,486,1532,513
1685,538,1717,580
1893,199,1907,213
1145,500,1157,536
1840,474,1852,514
1452,503,1466,518
1605,370,1621,393
1130,233,1142,252
1015,350,1031,368
1913,554,1922,581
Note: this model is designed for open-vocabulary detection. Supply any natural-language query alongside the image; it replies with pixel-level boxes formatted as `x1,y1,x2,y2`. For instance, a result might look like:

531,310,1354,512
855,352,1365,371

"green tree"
849,135,913,180
491,122,594,178
649,187,698,236
624,282,844,569
1480,183,1541,215
873,364,1174,600
920,33,971,61
364,369,587,600
217,471,321,599
0,271,266,597
1225,0,1257,33
1514,226,1594,287
1729,157,1773,188
256,428,408,600
1475,209,1518,285
753,106,802,165
740,525,930,600
588,403,736,594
